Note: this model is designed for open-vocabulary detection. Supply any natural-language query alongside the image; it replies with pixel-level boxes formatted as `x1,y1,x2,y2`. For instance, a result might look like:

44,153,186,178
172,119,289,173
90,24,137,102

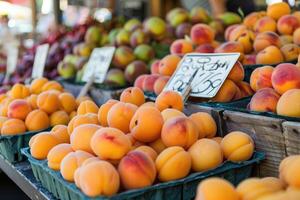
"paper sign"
82,46,115,83
32,44,49,78
164,53,240,98
6,47,18,74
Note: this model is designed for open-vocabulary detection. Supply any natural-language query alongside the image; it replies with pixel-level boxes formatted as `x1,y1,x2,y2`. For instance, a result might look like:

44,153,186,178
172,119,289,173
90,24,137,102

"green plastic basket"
22,148,264,200
0,128,51,163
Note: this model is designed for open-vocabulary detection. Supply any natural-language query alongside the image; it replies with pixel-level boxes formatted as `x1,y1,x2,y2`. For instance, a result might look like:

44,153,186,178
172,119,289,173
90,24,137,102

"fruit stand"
0,0,300,200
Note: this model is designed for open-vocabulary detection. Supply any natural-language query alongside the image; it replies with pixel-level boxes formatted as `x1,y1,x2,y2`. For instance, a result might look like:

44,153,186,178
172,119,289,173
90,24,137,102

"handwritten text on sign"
82,46,115,83
32,44,49,78
164,53,240,98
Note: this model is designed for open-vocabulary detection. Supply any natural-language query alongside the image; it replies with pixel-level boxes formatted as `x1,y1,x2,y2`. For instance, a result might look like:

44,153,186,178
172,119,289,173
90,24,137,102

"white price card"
164,53,240,98
82,46,115,83
6,47,18,74
32,44,49,78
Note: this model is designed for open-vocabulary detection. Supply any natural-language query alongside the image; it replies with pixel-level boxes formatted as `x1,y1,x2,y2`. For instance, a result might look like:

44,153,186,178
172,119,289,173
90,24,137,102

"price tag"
6,47,18,74
164,53,240,99
82,46,115,83
32,44,49,78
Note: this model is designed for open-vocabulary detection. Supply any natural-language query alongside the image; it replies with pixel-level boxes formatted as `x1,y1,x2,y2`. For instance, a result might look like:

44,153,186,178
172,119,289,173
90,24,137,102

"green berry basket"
22,147,264,200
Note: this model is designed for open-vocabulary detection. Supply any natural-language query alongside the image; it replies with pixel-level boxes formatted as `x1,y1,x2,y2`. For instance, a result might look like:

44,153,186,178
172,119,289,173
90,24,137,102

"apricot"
58,93,77,114
256,46,284,65
0,97,12,117
195,178,239,200
212,137,223,144
77,100,98,115
170,39,193,55
29,132,60,160
47,143,73,170
118,151,156,189
1,119,26,135
91,127,131,160
37,91,60,114
249,88,280,113
161,116,198,149
67,113,99,135
271,63,300,94
283,157,300,188
280,35,293,45
27,94,38,109
0,116,8,130
155,146,191,182
267,2,291,21
161,108,186,122
133,146,158,161
120,87,145,106
155,90,183,111
243,12,266,30
277,15,299,35
98,99,119,127
190,24,215,45
280,44,300,62
292,28,300,45
50,110,70,126
253,32,281,52
189,112,217,139
277,89,300,117
7,99,32,120
221,131,254,162
140,102,156,108
70,124,101,154
10,83,30,99
51,125,70,143
76,96,92,106
254,16,277,33
42,80,63,92
60,150,94,182
129,106,163,143
158,54,181,76
25,109,50,131
69,111,77,120
250,66,274,92
154,76,170,96
79,161,120,197
30,78,48,94
148,138,167,154
261,177,285,191
227,61,245,83
107,102,137,133
212,79,238,102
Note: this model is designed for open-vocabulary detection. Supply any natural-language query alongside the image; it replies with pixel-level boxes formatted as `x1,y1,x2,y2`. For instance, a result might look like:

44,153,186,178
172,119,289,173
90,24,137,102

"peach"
293,28,300,45
133,146,158,161
148,138,167,154
254,16,277,33
243,12,266,30
190,24,215,45
159,54,181,76
293,11,300,23
50,110,70,126
70,124,100,154
60,150,94,182
134,74,147,90
107,102,137,133
280,35,293,45
170,39,193,55
51,125,70,143
29,132,60,160
98,99,119,127
150,59,160,74
221,131,254,162
196,178,239,200
0,116,8,130
79,161,120,197
154,76,170,96
267,2,291,21
7,99,32,120
91,127,131,160
118,151,156,189
277,15,299,35
37,91,60,114
42,80,63,92
142,74,160,93
233,87,243,100
155,90,183,111
129,106,163,142
250,66,274,92
188,139,223,172
228,25,254,53
249,88,280,113
77,100,99,115
253,32,281,52
227,61,245,83
194,43,215,53
161,108,186,122
30,78,48,94
212,79,238,102
67,113,99,135
10,83,30,99
281,44,300,62
271,63,300,94
58,93,77,114
1,119,26,135
120,87,145,106
25,109,50,131
224,24,239,41
27,94,38,109
277,89,300,117
256,46,284,65
189,112,217,139
47,143,73,170
155,146,191,182
242,54,256,65
214,41,244,61
161,116,198,149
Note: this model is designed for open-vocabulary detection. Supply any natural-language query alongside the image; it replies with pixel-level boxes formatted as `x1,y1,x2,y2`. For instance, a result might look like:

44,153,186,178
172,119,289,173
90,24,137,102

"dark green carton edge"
22,148,264,200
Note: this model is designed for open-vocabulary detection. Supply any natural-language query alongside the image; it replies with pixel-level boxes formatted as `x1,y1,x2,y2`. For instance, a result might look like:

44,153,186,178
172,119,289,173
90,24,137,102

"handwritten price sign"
164,53,240,99
32,44,49,78
82,46,115,83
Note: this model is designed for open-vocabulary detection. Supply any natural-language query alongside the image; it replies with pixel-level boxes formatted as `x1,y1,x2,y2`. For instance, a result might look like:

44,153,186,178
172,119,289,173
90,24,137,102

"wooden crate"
282,121,300,156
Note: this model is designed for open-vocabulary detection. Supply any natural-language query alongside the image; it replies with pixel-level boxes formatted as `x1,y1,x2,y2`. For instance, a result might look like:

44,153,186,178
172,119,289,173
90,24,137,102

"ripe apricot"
47,143,73,170
25,109,50,131
77,100,99,115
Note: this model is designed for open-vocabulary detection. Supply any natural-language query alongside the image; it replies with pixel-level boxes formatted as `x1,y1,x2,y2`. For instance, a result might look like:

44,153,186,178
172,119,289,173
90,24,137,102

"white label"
32,44,49,78
6,47,18,74
164,53,240,98
82,46,115,83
